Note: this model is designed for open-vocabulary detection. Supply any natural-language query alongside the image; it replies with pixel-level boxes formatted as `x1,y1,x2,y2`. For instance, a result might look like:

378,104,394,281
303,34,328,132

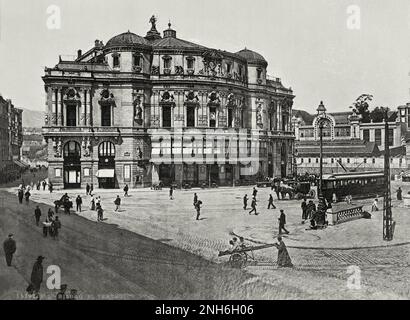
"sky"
0,0,410,114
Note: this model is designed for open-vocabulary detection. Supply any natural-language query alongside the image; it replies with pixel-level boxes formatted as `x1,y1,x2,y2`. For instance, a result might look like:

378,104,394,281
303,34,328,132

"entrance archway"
63,141,81,189
98,141,116,189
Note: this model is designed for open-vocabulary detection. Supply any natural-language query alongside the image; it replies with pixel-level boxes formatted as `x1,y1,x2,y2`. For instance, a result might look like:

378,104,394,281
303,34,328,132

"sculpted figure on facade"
256,104,263,128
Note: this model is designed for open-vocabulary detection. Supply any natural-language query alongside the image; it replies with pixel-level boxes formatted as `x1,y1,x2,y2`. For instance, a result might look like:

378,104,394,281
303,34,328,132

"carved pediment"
99,89,116,107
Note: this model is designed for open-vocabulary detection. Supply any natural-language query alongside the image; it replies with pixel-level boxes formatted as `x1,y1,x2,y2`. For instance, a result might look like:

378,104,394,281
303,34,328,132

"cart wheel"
229,253,244,269
309,190,316,199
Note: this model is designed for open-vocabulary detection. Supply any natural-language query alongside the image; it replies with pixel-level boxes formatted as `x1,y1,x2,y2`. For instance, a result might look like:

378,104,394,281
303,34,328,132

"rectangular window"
66,105,77,127
162,106,172,127
187,106,195,127
228,109,233,128
372,158,376,164
133,55,141,67
364,158,367,164
55,168,62,178
375,129,382,146
113,55,120,68
210,107,216,128
257,69,262,79
388,129,394,146
226,63,231,74
124,165,131,182
164,58,171,69
347,158,350,164
308,158,311,163
101,105,111,127
300,158,304,163
363,129,370,142
83,168,90,177
187,58,194,69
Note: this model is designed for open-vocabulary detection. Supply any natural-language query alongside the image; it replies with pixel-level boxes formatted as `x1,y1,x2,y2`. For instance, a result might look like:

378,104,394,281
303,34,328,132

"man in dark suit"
3,234,16,267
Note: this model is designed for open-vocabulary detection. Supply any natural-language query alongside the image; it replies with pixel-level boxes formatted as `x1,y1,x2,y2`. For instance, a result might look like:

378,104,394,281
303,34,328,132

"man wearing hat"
278,210,290,235
3,234,16,267
30,256,45,294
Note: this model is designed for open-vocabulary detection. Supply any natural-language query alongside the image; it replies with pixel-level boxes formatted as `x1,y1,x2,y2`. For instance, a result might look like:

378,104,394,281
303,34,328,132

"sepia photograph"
0,0,410,311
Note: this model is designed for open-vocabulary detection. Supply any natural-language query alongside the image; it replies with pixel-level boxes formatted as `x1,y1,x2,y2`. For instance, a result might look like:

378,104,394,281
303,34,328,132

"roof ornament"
149,15,157,30
168,20,172,29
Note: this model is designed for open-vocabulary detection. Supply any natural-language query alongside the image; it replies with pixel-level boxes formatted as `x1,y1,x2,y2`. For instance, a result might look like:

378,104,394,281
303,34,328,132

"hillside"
21,108,44,128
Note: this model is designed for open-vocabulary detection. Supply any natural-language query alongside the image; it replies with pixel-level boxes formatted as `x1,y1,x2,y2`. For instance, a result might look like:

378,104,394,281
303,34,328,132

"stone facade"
42,17,295,189
0,95,23,183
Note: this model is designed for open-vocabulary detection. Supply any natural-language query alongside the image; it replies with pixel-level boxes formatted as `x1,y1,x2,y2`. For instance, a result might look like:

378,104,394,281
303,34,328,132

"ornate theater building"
42,16,295,189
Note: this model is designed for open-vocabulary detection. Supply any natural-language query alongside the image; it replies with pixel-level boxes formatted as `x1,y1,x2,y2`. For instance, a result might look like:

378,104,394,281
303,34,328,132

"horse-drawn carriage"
218,244,275,269
54,198,73,211
276,180,316,200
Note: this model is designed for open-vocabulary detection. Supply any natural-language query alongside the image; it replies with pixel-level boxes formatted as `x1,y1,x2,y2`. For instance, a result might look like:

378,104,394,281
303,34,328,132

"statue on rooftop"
149,15,157,29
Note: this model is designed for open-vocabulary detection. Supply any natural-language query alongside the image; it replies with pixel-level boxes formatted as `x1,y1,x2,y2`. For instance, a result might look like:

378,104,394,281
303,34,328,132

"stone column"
87,90,92,126
58,88,64,126
82,89,87,126
51,88,57,126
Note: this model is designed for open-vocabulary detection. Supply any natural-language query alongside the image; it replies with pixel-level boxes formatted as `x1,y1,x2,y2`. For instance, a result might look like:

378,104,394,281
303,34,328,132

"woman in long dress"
90,195,95,211
274,236,293,268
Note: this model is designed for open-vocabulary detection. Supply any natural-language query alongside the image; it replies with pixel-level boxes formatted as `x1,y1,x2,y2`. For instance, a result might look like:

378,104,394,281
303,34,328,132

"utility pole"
383,108,394,241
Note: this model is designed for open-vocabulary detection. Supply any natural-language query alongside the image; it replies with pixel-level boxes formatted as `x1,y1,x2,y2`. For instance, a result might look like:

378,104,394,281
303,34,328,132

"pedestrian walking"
169,186,174,200
47,208,54,221
34,206,42,226
86,183,90,196
193,193,198,207
36,181,41,191
51,217,61,240
243,194,248,210
75,195,82,212
24,189,31,204
301,198,307,223
123,184,129,197
273,236,293,268
3,234,16,267
90,195,96,211
274,182,281,200
97,206,104,221
268,194,276,209
307,200,316,220
372,199,379,212
397,187,403,201
30,256,45,296
43,218,52,237
249,197,258,215
252,187,258,199
195,200,203,220
42,180,46,191
49,182,53,193
90,183,94,195
278,210,290,234
18,188,24,204
114,195,121,212
96,196,101,209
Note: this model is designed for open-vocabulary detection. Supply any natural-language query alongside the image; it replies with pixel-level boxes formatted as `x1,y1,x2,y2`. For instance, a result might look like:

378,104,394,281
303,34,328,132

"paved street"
1,182,410,299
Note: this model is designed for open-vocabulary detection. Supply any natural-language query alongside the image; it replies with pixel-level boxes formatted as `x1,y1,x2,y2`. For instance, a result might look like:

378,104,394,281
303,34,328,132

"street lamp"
316,101,327,198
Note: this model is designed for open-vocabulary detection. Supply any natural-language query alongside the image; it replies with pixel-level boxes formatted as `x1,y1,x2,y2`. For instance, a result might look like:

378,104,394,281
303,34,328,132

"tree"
370,107,387,123
352,94,373,123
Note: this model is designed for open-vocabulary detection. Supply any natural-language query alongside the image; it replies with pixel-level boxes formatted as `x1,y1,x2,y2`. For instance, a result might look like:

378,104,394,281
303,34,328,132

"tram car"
321,171,385,203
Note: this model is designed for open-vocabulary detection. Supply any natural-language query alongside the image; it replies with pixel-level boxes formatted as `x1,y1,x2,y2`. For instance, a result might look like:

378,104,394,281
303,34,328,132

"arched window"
63,141,81,158
99,141,115,157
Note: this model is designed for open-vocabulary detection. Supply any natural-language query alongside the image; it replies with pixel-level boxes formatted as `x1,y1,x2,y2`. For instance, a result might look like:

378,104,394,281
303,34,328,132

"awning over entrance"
96,169,115,178
13,159,29,168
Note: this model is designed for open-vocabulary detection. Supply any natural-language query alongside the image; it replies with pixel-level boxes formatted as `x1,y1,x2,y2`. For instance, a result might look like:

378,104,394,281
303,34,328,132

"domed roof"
105,31,150,48
236,48,267,65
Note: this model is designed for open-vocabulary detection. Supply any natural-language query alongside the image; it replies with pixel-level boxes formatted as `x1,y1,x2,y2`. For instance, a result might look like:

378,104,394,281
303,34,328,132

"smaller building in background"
293,104,409,176
0,94,25,183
